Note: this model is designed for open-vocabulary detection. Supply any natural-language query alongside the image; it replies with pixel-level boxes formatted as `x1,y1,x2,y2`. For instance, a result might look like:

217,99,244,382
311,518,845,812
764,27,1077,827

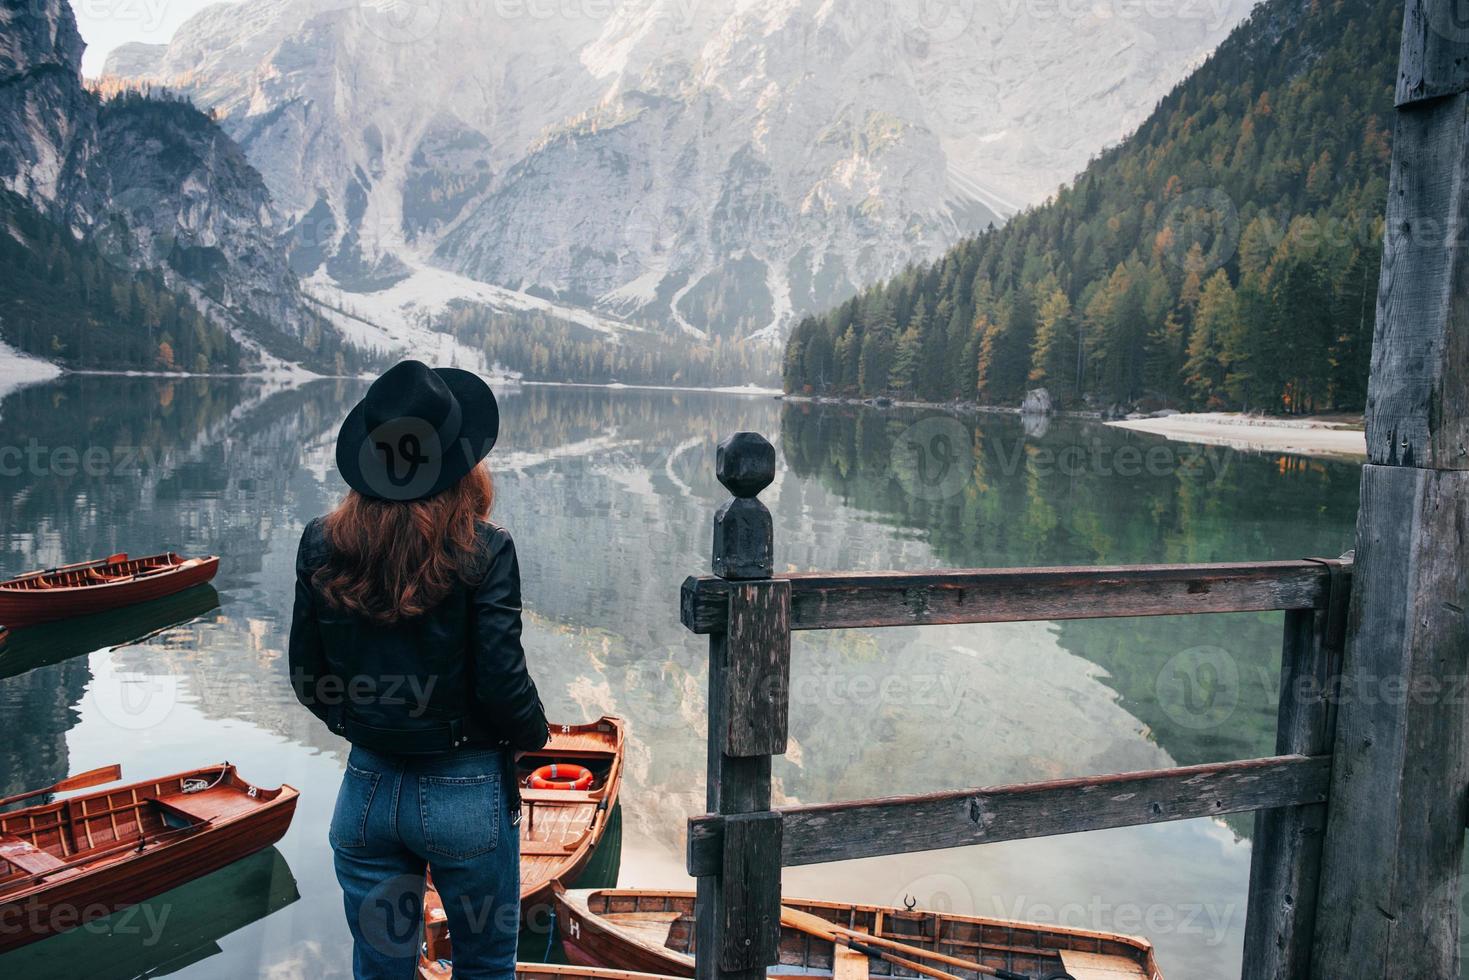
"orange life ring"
528,763,594,791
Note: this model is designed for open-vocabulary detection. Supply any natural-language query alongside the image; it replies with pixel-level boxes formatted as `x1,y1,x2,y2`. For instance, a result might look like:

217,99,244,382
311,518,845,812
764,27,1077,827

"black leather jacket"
288,518,550,758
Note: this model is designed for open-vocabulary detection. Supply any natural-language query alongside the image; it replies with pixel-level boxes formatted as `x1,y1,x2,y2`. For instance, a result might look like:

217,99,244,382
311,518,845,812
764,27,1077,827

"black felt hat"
335,361,499,502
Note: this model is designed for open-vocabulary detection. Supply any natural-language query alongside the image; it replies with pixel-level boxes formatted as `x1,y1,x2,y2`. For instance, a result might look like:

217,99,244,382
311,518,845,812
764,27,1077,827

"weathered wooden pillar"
688,433,789,980
1309,2,1469,974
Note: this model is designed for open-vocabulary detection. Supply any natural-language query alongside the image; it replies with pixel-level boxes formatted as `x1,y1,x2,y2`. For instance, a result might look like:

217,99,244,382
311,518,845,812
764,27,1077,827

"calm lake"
0,376,1368,979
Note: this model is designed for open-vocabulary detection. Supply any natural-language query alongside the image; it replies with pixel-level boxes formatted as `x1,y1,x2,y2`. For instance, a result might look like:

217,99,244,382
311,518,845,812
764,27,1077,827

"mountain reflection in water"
0,377,1364,980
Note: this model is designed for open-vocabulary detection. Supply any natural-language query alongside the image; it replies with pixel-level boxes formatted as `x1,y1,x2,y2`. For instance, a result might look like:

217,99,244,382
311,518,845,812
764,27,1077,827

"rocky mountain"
0,0,356,372
103,0,1258,344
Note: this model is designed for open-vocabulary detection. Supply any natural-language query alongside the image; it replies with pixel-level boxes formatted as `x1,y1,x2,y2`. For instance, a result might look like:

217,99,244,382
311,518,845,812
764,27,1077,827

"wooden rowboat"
0,763,298,952
521,716,625,914
553,889,1165,980
418,716,625,972
0,552,220,628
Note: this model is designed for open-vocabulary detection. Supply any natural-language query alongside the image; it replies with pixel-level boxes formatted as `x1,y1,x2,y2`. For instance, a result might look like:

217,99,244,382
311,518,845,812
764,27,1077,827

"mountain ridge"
0,0,362,374
101,0,1257,348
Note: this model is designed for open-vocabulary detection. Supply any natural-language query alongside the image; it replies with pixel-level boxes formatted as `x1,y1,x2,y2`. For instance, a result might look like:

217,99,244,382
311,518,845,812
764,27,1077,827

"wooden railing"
680,432,1353,980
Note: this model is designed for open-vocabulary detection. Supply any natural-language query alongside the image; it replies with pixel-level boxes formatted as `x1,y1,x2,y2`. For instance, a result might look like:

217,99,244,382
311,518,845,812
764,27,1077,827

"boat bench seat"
1059,950,1152,980
832,942,871,980
0,834,66,875
149,788,253,826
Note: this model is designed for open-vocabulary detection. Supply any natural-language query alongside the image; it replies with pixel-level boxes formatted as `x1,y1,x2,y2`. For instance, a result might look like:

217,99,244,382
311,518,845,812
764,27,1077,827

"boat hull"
0,765,298,952
0,555,219,628
554,889,1166,980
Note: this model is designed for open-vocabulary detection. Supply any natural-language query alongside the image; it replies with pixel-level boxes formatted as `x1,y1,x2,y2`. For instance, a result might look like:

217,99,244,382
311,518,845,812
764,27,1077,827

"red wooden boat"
0,552,219,628
554,889,1164,980
418,717,625,974
0,763,298,952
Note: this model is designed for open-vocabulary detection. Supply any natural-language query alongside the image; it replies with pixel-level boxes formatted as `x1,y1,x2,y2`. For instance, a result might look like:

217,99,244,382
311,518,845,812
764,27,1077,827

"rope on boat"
182,763,232,794
543,905,559,961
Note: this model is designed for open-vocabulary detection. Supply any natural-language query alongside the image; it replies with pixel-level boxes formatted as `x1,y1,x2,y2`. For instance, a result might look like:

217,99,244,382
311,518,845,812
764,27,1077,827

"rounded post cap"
716,432,775,498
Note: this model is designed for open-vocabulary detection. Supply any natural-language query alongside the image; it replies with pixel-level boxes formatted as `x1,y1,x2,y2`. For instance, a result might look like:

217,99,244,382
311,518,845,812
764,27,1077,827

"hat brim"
335,368,500,502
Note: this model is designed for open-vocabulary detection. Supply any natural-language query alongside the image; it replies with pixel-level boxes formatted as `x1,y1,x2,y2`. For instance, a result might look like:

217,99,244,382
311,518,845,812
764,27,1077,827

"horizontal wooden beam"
687,754,1331,875
681,560,1340,635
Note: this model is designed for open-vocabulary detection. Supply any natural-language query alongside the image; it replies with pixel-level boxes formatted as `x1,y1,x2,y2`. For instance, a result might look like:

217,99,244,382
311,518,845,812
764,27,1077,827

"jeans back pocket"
329,764,381,849
419,772,501,861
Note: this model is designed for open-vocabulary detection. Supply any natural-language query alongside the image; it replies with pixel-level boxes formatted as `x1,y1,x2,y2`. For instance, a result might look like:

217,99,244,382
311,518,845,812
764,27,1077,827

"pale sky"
68,0,238,77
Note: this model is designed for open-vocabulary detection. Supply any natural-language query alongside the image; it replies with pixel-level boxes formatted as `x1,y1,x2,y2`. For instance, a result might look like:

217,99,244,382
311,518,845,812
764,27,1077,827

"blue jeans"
331,745,520,980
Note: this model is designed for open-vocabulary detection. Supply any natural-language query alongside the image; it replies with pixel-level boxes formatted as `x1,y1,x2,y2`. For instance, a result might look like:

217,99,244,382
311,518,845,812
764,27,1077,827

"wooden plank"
687,755,1330,876
1365,92,1469,469
1396,0,1469,106
1241,606,1342,978
717,812,783,971
681,561,1335,635
1310,465,1469,978
724,580,792,757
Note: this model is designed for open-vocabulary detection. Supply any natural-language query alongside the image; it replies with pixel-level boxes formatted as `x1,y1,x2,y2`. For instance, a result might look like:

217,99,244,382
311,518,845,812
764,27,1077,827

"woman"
289,360,549,979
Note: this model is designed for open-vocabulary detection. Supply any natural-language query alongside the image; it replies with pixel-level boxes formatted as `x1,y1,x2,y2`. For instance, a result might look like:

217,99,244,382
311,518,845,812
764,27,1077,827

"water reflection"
0,378,1364,980
0,586,221,681
0,847,299,979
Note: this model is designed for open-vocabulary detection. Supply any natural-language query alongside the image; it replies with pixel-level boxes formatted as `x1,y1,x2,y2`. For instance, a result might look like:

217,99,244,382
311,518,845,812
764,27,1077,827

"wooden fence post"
1242,559,1349,978
689,433,789,980
1309,2,1469,974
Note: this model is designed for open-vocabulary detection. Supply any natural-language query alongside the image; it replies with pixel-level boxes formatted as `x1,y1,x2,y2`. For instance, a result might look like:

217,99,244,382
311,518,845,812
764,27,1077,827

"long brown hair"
314,464,494,625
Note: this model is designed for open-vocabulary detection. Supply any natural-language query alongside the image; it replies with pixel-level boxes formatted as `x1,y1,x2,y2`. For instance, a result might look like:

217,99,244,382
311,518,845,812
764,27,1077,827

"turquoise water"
0,377,1370,978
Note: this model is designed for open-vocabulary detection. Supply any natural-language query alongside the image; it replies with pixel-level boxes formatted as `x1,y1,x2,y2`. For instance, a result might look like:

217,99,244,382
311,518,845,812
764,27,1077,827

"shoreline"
1107,413,1366,459
782,393,1367,460
0,352,785,400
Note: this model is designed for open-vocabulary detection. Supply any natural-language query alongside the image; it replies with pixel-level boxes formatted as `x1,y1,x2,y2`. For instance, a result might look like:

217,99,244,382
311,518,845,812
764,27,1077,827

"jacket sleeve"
471,529,550,751
288,520,333,725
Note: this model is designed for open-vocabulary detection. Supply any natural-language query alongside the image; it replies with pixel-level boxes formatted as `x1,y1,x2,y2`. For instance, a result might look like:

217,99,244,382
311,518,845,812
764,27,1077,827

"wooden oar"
0,764,123,809
780,906,1043,980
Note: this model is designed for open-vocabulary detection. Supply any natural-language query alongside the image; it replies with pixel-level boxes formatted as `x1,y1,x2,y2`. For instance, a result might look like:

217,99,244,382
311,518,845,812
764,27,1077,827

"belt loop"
448,718,464,750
